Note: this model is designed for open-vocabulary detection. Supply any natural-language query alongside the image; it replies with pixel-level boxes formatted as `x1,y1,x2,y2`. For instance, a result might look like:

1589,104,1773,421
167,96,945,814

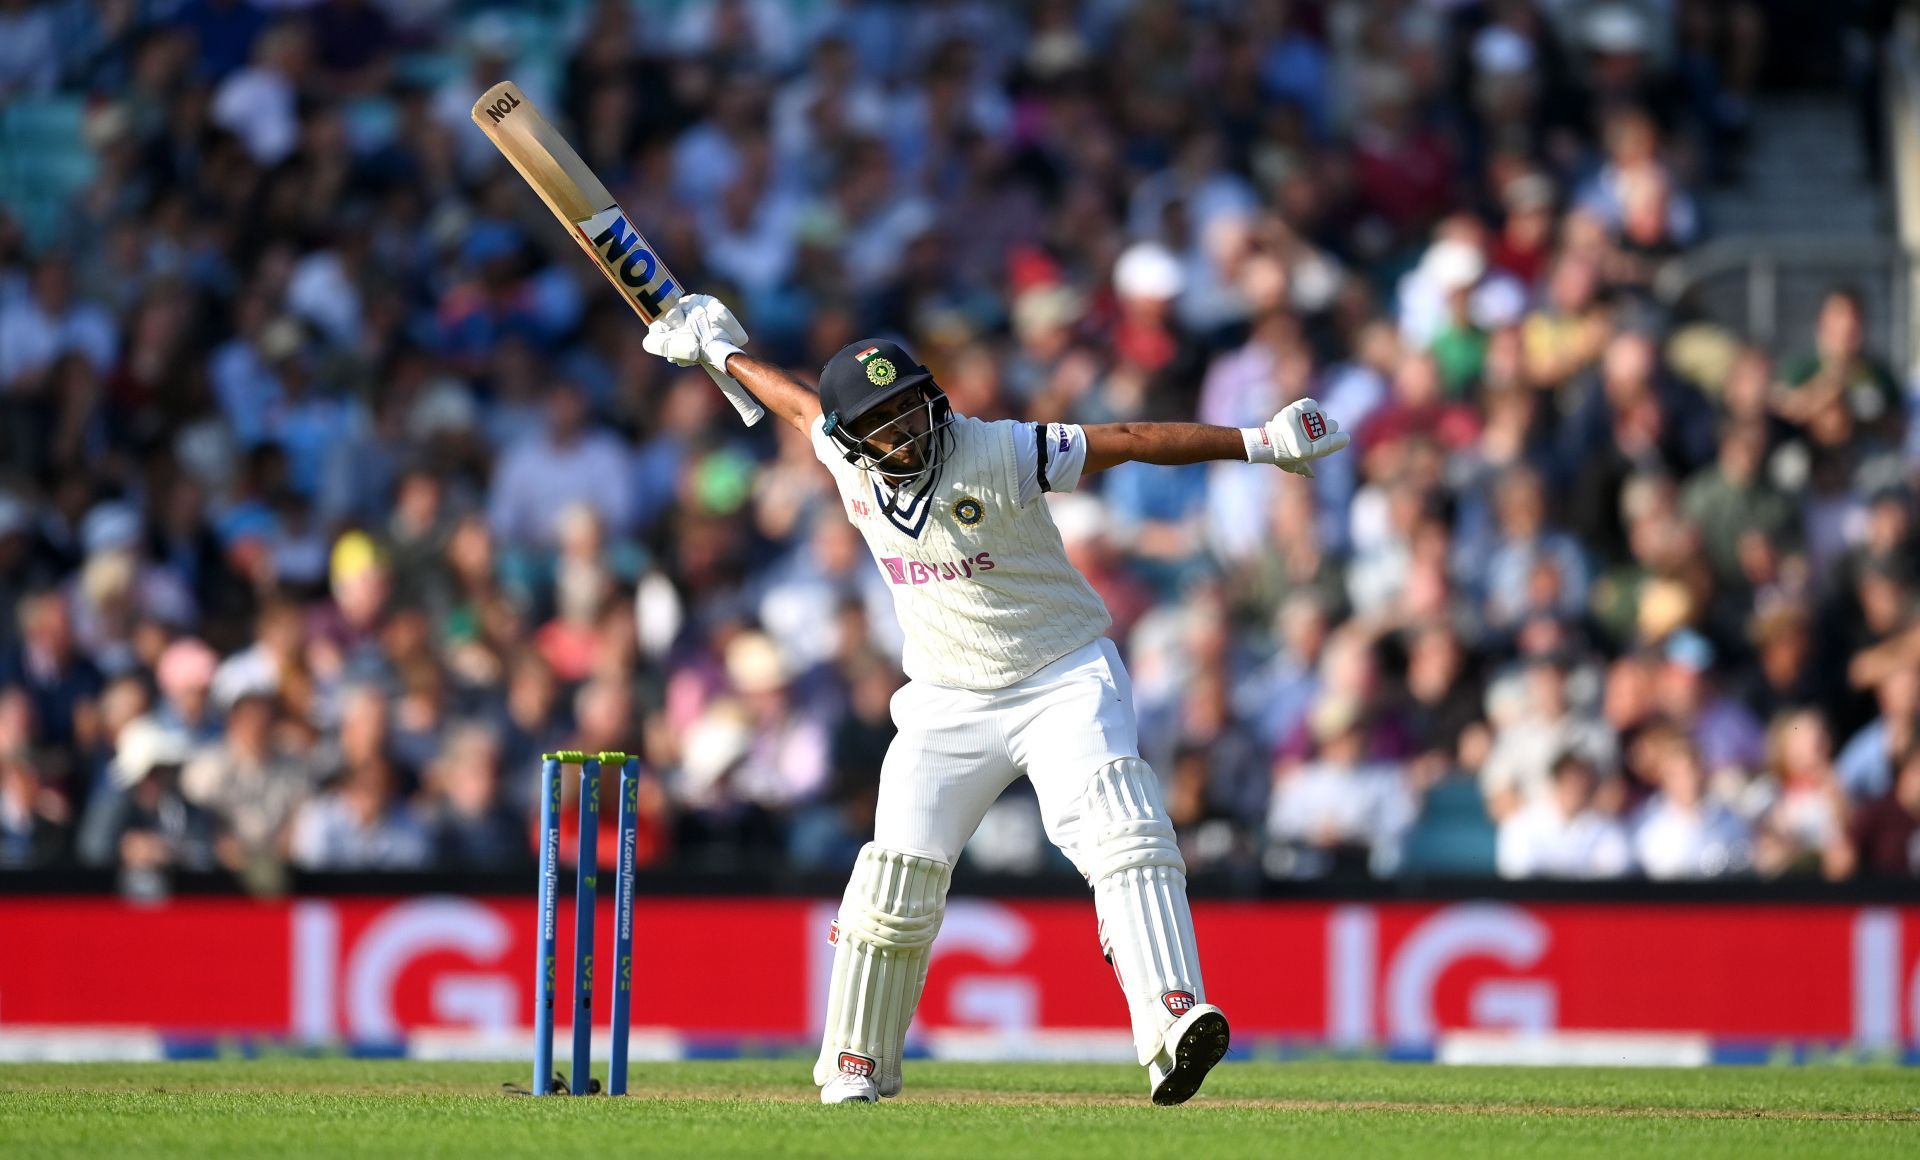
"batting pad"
1083,757,1207,1065
813,844,952,1095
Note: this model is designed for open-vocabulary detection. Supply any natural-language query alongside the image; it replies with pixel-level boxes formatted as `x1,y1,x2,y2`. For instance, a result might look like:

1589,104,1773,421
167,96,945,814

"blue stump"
533,756,562,1095
570,756,600,1095
609,755,640,1095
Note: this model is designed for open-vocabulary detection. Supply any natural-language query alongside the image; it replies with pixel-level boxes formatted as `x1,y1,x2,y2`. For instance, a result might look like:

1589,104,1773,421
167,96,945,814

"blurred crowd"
3,0,1919,885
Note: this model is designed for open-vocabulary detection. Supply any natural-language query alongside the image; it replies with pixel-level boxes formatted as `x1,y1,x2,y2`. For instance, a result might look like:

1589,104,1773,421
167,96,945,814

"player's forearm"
722,353,824,433
1081,422,1246,474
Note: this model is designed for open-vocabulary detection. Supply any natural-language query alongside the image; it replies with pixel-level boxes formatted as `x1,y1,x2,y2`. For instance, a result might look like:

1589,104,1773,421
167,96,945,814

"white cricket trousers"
873,635,1139,871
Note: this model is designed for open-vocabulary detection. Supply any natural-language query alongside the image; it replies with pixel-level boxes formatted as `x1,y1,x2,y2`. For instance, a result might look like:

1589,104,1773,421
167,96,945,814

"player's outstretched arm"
720,353,825,434
642,293,821,432
1081,398,1348,478
1081,423,1246,471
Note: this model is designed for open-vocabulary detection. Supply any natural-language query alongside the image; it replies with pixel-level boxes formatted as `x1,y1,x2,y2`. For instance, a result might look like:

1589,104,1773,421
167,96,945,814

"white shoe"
820,1072,880,1104
1147,1003,1230,1106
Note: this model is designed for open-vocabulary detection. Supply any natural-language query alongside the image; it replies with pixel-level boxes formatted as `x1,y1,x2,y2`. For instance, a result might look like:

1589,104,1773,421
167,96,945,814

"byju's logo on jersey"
880,553,994,585
952,496,984,527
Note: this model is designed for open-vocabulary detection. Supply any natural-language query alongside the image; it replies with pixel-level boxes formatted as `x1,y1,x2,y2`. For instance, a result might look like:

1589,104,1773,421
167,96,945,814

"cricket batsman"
643,296,1349,1105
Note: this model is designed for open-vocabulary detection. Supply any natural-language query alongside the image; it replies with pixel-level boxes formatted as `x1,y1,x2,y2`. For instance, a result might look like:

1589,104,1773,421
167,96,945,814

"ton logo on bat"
484,90,522,123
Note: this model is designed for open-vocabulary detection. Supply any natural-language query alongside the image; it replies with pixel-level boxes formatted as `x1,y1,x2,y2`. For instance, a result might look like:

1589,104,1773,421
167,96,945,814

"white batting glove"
1241,397,1349,478
642,293,748,373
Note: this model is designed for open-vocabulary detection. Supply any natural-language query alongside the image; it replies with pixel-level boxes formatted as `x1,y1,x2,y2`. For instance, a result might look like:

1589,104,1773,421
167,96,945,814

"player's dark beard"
861,412,929,473
874,440,925,474
875,428,945,518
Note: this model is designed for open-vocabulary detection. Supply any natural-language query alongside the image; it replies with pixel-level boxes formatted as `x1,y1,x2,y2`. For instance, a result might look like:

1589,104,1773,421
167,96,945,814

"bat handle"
704,364,766,427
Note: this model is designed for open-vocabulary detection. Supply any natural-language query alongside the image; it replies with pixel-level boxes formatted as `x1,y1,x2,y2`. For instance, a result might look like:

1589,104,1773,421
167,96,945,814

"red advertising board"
2,897,1916,1046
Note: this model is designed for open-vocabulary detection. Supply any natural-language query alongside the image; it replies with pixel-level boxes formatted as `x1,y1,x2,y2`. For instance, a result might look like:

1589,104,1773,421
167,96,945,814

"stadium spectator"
789,652,896,871
489,383,637,551
1741,605,1820,724
182,690,310,873
1266,696,1415,878
2,592,102,768
1161,670,1268,849
1234,593,1330,754
419,722,523,869
1777,288,1904,446
1750,709,1850,879
154,637,222,745
1834,669,1920,801
1496,752,1632,880
1631,742,1753,879
77,717,215,870
0,686,66,866
720,631,830,816
288,755,429,871
1680,420,1798,593
0,256,117,392
209,23,309,166
1477,466,1590,632
1401,623,1484,776
1841,743,1920,878
1481,656,1614,821
1654,632,1766,779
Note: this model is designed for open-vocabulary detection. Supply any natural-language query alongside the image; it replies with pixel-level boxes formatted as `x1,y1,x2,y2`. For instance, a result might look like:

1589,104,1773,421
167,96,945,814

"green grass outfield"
1,1059,1915,1158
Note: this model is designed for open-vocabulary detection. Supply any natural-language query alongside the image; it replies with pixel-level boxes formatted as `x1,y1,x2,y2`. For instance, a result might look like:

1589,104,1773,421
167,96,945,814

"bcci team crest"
953,496,984,527
854,345,897,386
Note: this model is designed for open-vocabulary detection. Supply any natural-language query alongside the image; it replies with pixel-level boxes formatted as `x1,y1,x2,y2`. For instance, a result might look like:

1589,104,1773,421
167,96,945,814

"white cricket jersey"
810,414,1112,691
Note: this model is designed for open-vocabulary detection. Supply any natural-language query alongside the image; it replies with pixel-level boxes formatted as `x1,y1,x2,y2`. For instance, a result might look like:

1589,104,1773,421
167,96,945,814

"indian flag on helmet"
856,345,896,385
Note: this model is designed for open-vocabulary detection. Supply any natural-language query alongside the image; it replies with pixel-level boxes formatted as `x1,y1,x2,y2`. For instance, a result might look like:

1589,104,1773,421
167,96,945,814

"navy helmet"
818,339,953,488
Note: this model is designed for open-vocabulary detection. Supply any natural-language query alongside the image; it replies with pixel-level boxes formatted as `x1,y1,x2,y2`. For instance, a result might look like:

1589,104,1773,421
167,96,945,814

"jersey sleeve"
1011,421,1089,507
808,413,844,469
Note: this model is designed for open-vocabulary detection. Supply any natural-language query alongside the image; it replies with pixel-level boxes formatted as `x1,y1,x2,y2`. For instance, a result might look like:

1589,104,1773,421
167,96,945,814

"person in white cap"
76,716,215,870
642,294,1349,1106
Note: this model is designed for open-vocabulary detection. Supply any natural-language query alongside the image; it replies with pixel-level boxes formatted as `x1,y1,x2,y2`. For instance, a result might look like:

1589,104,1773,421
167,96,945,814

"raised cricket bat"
471,80,765,426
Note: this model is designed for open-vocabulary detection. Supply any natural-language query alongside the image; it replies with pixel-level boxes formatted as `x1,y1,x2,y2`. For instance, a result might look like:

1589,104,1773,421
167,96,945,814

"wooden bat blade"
471,80,682,324
471,81,612,222
470,80,766,427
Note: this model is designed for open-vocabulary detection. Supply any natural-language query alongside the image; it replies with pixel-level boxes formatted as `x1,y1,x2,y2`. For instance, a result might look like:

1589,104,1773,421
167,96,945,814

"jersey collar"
872,459,941,539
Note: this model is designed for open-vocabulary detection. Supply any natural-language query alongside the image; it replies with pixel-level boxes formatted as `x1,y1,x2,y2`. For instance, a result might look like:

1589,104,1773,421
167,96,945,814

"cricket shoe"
1147,1003,1230,1106
820,1072,880,1104
821,1053,881,1104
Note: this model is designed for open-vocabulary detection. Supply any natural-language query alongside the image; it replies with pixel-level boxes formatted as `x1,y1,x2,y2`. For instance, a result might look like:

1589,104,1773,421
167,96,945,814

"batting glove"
642,293,749,373
1241,397,1349,478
